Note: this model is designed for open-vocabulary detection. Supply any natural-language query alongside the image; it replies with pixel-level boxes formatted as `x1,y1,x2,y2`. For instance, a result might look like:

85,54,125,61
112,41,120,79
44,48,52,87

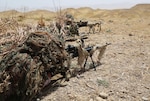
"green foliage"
45,18,51,21
108,20,113,23
106,29,111,33
97,79,109,88
17,15,25,22
17,19,23,22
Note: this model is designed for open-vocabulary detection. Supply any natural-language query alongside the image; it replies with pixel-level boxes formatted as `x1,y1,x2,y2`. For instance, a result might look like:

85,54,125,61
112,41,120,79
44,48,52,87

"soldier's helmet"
66,14,74,21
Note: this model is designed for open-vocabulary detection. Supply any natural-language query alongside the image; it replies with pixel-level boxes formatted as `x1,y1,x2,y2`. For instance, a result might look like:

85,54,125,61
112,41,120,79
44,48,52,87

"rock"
97,77,103,80
142,97,149,101
108,96,115,101
36,98,40,101
129,34,133,36
89,98,94,101
99,92,108,99
96,96,106,101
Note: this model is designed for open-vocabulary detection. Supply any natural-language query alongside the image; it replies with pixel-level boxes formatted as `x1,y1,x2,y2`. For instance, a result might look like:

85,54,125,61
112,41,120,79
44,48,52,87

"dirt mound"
61,7,94,20
62,8,77,14
75,7,94,19
130,4,150,17
0,10,22,18
61,4,150,19
25,10,55,19
131,4,150,10
0,10,19,14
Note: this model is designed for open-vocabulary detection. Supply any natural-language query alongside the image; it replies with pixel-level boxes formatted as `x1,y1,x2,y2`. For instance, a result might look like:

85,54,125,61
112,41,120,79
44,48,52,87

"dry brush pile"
0,18,71,101
0,18,29,56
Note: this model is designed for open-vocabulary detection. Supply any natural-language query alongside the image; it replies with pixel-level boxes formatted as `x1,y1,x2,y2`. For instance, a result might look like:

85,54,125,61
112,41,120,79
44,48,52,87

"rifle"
65,45,78,58
65,44,96,70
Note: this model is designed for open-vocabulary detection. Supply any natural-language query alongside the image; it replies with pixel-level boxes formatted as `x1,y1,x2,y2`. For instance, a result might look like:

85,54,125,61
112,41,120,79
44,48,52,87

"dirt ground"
40,17,150,101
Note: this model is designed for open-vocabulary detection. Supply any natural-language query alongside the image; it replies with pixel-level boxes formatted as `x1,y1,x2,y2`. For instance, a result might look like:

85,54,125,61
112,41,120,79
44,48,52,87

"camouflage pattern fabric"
0,31,70,101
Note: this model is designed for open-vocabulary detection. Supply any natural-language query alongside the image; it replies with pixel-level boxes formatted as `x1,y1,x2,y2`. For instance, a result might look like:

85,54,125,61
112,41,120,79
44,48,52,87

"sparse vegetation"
45,18,52,21
106,29,111,33
97,79,109,88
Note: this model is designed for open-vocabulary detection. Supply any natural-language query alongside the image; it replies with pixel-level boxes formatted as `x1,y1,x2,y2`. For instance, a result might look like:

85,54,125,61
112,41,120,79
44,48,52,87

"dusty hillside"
0,10,22,18
0,4,149,21
64,4,150,19
131,4,150,10
25,10,55,19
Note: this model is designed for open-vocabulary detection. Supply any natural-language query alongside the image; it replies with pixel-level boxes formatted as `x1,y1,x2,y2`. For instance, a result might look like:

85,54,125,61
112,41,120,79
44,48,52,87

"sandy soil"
40,17,150,101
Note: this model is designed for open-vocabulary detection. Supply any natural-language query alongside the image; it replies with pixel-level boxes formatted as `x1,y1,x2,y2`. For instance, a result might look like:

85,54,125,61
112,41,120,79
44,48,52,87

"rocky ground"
40,18,150,101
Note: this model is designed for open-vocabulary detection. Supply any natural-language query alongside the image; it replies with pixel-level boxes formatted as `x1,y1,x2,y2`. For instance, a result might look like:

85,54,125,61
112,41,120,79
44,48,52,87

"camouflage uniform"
0,31,71,101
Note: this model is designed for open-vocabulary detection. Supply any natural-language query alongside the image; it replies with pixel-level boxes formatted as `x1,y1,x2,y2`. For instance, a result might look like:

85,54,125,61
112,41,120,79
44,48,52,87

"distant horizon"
0,3,150,12
0,0,150,12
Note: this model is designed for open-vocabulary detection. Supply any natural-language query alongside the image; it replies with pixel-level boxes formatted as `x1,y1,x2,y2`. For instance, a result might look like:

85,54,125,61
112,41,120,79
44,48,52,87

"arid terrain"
0,4,150,101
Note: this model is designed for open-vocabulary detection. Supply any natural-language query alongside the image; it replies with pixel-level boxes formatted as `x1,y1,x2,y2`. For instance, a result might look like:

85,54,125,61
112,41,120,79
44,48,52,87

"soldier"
69,22,79,36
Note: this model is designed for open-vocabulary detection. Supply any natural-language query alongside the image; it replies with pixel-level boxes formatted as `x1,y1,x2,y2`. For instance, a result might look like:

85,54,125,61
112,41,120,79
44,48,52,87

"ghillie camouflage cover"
0,31,70,101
